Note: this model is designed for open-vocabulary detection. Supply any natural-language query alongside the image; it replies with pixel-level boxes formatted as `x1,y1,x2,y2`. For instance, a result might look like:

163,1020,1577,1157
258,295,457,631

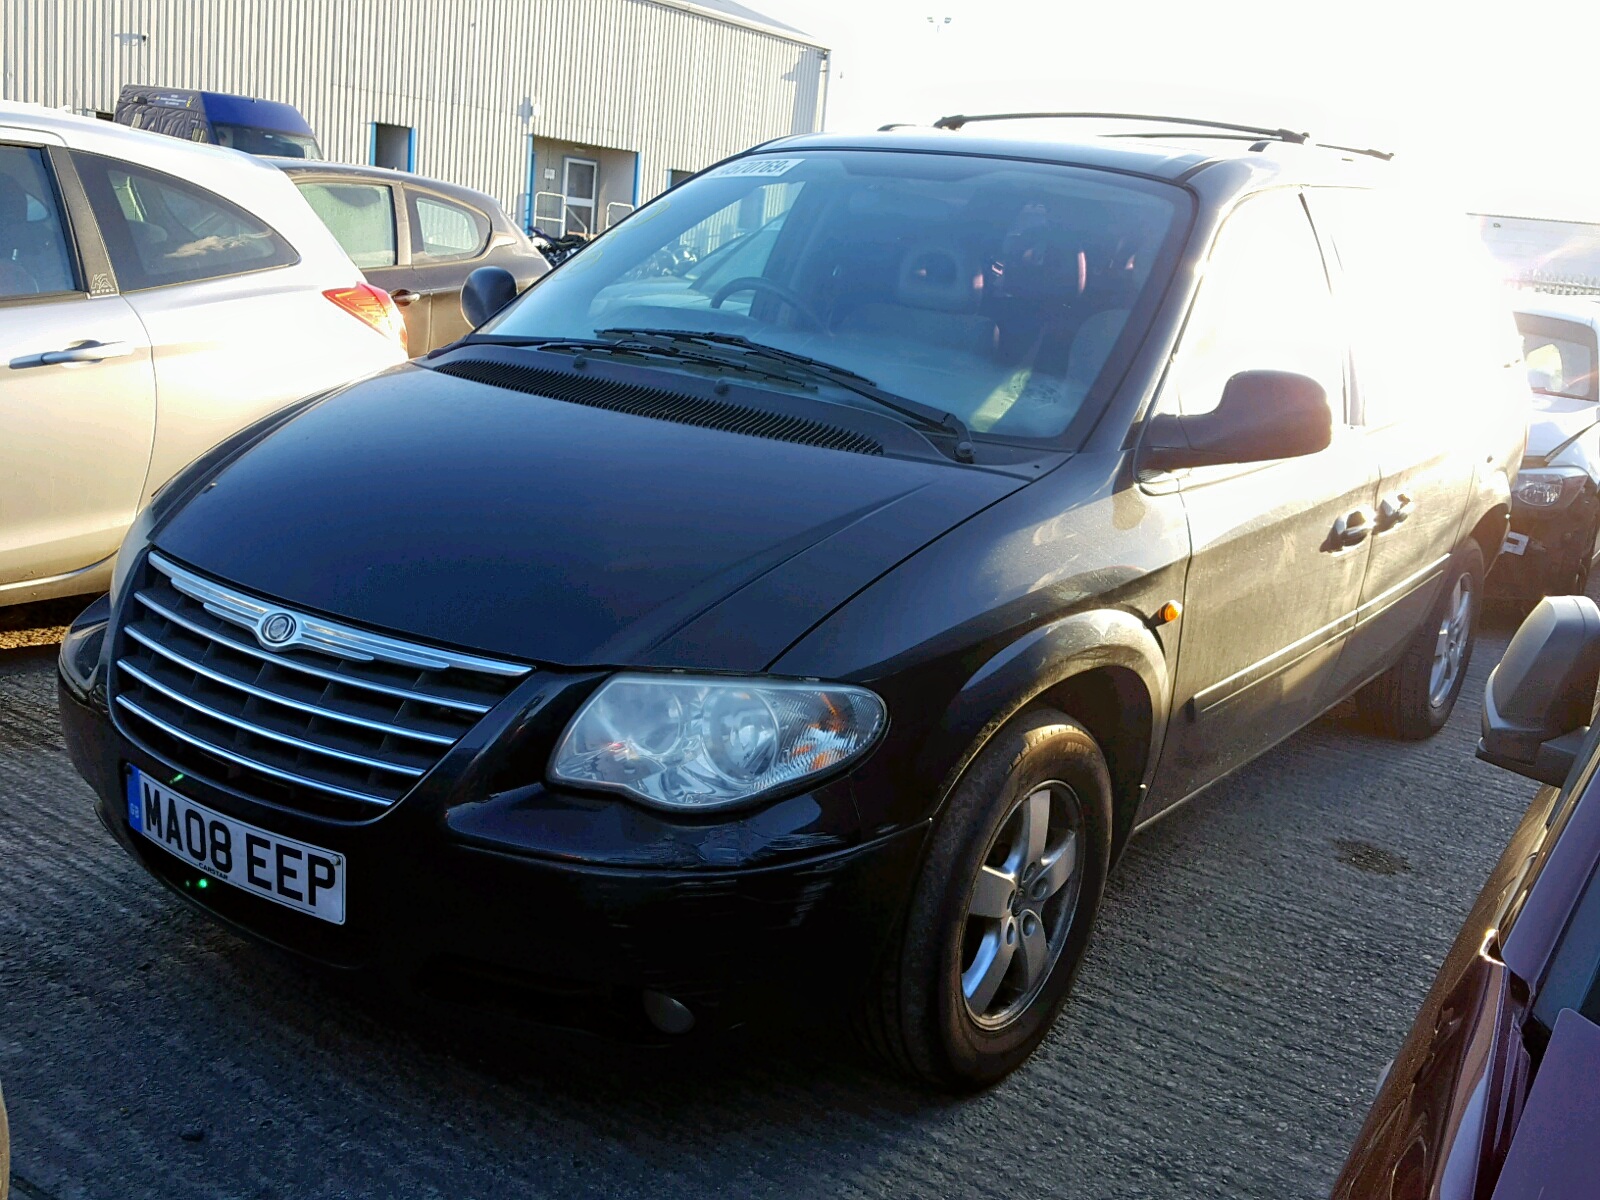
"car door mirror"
1527,367,1555,393
1142,370,1333,471
461,265,519,328
1479,595,1600,786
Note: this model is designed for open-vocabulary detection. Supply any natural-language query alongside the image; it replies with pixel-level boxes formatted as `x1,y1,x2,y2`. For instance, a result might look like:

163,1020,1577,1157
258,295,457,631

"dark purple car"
1334,595,1600,1199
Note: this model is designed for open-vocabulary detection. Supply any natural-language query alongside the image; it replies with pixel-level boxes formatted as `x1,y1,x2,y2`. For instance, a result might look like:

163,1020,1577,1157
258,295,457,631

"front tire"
1357,541,1484,740
863,708,1112,1091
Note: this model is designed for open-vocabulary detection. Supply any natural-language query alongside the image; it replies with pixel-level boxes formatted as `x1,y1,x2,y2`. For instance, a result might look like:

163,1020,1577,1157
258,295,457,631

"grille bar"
152,551,529,676
118,660,426,777
132,591,495,715
115,695,394,808
122,621,455,745
112,555,532,819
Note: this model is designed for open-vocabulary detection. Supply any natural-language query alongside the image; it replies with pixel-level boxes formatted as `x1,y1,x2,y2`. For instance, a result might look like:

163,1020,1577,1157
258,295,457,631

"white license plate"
1503,531,1529,556
126,768,346,924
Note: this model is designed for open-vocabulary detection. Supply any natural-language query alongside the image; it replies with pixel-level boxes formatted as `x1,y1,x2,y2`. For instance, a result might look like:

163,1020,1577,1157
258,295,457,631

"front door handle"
10,340,135,369
389,289,427,307
1377,492,1414,529
1329,507,1375,550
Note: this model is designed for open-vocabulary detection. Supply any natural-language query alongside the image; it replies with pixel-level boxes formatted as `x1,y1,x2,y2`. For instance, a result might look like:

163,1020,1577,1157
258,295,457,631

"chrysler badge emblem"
258,612,298,647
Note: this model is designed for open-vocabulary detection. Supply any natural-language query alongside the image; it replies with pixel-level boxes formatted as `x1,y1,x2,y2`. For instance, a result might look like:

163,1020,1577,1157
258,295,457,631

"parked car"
114,85,322,159
273,159,548,353
59,116,1526,1090
1333,593,1600,1199
0,101,406,608
1492,294,1600,598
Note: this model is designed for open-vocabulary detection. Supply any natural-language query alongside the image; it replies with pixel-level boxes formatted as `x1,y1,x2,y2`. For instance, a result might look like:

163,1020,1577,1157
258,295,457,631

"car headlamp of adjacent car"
1513,467,1588,510
550,674,886,810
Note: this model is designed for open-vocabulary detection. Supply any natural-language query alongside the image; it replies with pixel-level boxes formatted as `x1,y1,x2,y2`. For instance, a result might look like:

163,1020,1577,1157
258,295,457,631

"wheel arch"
920,608,1171,861
1467,503,1510,573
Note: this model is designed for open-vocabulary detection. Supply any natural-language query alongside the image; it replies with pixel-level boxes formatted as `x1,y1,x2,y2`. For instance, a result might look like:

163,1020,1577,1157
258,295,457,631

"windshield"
214,123,324,160
1517,314,1599,402
484,150,1188,443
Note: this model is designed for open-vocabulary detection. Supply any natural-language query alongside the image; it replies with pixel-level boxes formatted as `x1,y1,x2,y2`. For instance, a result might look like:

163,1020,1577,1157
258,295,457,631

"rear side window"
1308,187,1521,428
296,180,397,268
73,152,297,290
409,191,489,262
1168,189,1345,423
0,144,78,298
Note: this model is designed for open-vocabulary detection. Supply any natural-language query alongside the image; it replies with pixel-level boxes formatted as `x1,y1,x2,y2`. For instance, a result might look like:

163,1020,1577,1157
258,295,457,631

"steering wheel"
708,276,824,330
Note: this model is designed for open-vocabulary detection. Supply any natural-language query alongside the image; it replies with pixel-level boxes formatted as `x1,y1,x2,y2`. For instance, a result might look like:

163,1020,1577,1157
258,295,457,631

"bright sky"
758,0,1600,222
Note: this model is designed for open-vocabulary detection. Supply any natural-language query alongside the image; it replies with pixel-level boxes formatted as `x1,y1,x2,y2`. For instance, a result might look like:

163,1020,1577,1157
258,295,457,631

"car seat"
0,175,41,296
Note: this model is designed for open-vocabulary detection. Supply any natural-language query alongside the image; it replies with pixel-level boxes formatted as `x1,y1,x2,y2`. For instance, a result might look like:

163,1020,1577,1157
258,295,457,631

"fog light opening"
642,989,696,1035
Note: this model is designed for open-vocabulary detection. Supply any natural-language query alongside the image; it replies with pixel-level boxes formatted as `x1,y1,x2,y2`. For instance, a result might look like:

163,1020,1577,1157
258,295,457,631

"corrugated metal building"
1,0,828,235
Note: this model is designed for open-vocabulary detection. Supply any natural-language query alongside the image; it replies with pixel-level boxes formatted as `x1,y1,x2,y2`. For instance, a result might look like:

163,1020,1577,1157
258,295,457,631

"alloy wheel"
1428,573,1473,708
959,781,1085,1028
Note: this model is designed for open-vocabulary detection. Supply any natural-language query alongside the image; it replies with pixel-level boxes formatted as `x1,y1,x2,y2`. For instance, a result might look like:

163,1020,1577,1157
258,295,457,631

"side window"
73,152,297,290
1516,314,1597,402
408,192,489,263
296,180,397,268
0,144,79,299
1309,187,1521,428
1169,189,1344,423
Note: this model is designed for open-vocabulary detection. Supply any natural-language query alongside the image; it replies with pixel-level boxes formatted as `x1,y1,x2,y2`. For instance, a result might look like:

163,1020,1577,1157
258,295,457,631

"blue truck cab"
113,86,322,159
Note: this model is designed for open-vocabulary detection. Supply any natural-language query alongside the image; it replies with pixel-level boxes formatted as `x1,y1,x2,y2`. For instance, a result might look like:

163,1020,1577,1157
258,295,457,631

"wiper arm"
597,327,976,461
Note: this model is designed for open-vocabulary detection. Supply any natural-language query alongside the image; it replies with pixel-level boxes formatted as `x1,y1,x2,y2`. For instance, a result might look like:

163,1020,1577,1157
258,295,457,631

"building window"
371,123,414,172
667,169,695,189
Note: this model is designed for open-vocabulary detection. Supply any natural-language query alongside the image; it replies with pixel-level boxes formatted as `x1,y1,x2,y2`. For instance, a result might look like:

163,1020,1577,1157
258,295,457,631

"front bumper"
59,654,926,1038
1490,495,1599,597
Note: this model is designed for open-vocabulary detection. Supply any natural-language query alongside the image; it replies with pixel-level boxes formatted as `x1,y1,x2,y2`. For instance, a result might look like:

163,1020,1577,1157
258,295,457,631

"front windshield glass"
213,123,324,160
484,150,1188,442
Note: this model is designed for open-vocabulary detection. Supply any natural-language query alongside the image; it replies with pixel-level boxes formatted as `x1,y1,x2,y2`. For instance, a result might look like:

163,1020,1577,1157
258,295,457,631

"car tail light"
323,283,408,353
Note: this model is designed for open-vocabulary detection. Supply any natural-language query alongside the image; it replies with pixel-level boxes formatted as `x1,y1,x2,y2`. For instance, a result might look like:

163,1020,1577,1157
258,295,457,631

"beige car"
0,102,407,607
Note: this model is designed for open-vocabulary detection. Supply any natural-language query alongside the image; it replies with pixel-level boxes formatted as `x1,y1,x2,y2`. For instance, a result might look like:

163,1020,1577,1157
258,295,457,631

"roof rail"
931,111,1310,142
927,112,1394,161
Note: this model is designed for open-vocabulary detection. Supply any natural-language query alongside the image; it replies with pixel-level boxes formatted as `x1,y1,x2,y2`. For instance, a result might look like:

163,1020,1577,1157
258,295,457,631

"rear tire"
1356,541,1484,740
861,708,1112,1091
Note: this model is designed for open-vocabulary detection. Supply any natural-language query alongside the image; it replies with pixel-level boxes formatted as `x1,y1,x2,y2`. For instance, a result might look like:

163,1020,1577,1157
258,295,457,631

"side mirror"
460,265,520,328
1143,370,1333,471
1527,367,1555,393
1479,595,1600,785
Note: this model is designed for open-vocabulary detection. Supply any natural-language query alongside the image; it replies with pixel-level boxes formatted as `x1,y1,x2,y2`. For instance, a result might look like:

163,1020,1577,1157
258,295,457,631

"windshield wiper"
596,327,976,461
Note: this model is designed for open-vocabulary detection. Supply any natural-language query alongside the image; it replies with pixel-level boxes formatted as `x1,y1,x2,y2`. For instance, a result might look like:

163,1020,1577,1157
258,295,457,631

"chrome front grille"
112,552,531,818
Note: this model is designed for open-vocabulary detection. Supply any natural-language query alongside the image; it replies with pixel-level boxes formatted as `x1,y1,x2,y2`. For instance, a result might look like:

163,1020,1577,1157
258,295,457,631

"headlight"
549,674,886,810
1513,468,1587,510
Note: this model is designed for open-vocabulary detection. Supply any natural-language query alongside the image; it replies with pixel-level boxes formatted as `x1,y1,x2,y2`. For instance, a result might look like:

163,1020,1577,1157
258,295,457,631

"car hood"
1527,393,1600,464
152,363,1024,670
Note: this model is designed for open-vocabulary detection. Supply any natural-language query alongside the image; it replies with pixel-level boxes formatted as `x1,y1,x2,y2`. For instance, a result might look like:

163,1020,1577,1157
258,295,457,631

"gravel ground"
0,599,1541,1199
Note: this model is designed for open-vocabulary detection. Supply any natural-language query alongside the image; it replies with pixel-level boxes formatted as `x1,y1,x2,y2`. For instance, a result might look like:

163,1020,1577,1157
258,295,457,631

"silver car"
0,102,407,607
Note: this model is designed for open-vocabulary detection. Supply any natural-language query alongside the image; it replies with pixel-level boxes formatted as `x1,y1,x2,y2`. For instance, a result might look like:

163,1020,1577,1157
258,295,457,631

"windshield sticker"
708,158,802,179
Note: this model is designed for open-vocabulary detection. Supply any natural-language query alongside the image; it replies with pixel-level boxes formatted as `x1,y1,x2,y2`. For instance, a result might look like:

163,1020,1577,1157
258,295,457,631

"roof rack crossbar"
931,111,1311,143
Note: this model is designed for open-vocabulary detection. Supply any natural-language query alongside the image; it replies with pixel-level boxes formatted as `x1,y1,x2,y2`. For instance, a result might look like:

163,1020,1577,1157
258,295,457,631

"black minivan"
59,117,1528,1089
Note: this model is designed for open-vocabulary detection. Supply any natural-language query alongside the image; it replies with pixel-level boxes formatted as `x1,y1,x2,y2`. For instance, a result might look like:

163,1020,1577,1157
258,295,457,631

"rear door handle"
1378,492,1414,528
389,289,428,307
1329,507,1375,550
10,340,135,368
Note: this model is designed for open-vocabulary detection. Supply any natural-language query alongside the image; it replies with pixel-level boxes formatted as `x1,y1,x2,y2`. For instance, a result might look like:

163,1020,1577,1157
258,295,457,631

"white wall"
3,0,827,219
